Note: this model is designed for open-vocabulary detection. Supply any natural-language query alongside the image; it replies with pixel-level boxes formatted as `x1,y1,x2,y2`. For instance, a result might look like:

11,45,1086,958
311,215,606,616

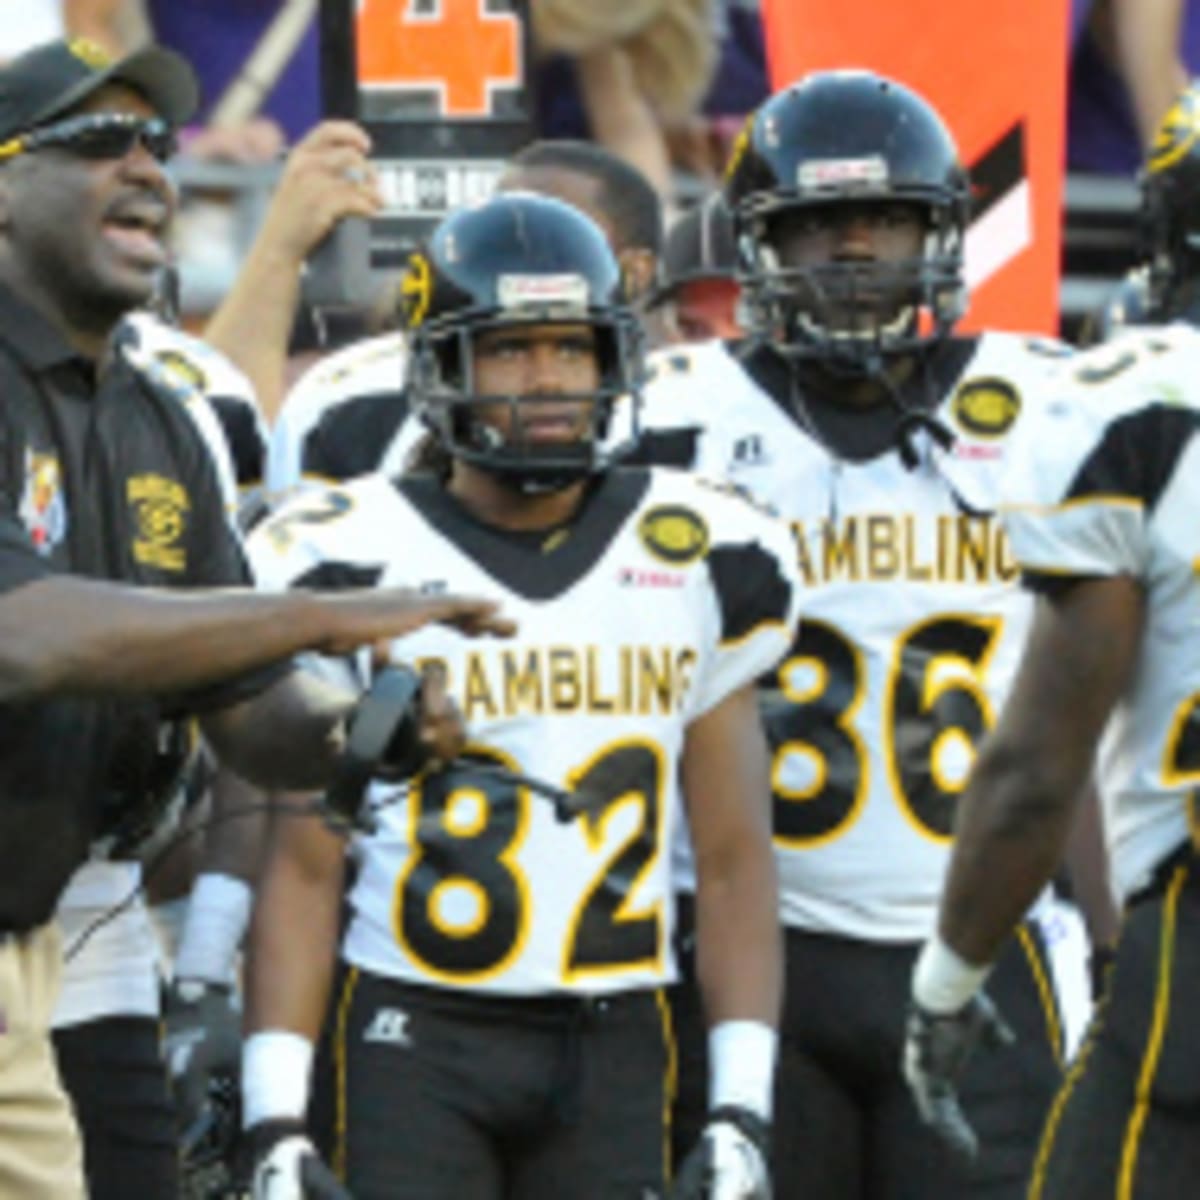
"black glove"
902,991,1015,1166
245,1120,354,1200
669,1106,771,1199
163,979,242,1138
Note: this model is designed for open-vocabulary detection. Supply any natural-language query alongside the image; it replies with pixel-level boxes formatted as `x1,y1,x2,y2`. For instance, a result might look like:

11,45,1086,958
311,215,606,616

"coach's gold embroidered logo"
638,505,709,565
1148,87,1200,174
399,251,432,328
951,379,1020,439
128,474,189,572
68,39,112,69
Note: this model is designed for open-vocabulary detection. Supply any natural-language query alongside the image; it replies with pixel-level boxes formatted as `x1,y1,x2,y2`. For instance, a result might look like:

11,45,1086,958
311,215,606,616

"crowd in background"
5,0,1194,351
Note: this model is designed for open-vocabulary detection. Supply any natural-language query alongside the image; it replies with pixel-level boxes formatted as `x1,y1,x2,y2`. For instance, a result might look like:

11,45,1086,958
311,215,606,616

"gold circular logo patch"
951,378,1021,439
638,505,709,565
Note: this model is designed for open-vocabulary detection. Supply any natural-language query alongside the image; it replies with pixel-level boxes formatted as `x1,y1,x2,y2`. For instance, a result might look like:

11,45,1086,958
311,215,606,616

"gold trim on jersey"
448,645,698,721
1161,690,1200,787
1028,992,1107,1198
657,988,677,1185
883,613,1003,845
1016,924,1063,1069
719,618,791,650
332,966,360,1179
1117,866,1186,1198
790,513,1018,587
393,744,534,985
1001,494,1145,517
771,621,870,849
427,878,490,937
560,737,668,984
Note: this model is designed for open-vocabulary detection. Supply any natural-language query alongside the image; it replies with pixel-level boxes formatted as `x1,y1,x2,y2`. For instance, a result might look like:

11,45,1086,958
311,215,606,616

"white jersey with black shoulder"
248,466,801,996
1001,322,1200,903
266,331,414,506
638,333,1074,941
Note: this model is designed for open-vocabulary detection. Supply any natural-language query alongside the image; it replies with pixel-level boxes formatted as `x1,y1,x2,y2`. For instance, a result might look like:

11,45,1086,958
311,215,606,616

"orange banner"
760,1,1070,335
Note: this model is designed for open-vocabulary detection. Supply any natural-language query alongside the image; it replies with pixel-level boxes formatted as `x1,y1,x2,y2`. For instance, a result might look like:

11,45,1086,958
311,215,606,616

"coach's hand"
164,979,241,1136
248,1121,353,1200
902,991,1015,1166
317,590,516,658
669,1106,771,1199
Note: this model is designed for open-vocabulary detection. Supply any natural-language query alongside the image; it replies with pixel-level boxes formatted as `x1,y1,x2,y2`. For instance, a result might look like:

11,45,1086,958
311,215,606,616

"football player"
904,321,1200,1197
632,70,1096,1198
264,140,665,508
1081,81,1200,344
240,193,801,1199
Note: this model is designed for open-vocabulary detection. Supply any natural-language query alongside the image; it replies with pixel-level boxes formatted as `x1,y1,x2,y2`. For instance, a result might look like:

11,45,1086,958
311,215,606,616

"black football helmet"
724,70,969,372
1140,81,1200,323
399,192,643,491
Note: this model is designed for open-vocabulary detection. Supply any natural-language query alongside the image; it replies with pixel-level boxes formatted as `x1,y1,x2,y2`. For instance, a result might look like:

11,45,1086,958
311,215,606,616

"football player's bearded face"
769,200,927,337
469,322,600,447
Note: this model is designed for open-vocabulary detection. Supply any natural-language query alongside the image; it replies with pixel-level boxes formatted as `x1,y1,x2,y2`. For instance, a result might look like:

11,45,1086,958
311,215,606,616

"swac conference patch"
951,378,1021,439
638,505,709,565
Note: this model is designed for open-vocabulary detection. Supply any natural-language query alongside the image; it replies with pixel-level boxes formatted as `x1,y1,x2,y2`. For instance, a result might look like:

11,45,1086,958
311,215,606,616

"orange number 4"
357,0,523,119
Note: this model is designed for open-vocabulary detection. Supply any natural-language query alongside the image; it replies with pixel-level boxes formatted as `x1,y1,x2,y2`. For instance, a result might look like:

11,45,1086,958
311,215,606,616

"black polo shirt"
0,283,283,932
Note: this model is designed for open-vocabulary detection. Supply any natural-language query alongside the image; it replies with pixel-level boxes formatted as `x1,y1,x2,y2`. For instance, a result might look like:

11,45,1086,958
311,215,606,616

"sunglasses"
0,112,177,165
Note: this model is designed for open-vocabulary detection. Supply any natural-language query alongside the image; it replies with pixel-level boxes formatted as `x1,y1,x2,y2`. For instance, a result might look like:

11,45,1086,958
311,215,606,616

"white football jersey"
640,333,1074,940
118,313,268,522
249,467,801,995
267,331,414,506
1001,322,1200,903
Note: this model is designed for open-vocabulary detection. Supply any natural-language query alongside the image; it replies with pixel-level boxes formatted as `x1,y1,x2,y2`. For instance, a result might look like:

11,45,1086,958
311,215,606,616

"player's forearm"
0,576,328,701
245,815,344,1040
939,740,1080,965
693,841,783,1027
204,240,301,426
242,813,344,1126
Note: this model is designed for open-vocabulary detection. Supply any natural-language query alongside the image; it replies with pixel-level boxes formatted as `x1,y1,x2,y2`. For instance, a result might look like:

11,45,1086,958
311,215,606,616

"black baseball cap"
0,38,199,144
648,192,740,308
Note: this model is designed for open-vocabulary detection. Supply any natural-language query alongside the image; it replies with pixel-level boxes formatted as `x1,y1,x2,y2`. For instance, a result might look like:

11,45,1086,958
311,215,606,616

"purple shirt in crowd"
1067,0,1200,175
146,0,321,143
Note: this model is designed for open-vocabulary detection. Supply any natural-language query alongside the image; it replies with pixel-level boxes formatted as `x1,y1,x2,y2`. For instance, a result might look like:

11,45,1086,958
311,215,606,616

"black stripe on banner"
968,121,1025,223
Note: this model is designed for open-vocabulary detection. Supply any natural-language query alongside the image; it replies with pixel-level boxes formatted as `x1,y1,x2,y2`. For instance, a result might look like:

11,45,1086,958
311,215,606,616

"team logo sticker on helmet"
950,378,1021,439
400,251,433,329
638,505,710,565
68,38,112,68
1148,87,1200,175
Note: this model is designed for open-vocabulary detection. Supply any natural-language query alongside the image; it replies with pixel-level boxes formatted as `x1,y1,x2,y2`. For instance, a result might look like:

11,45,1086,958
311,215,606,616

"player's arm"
671,682,779,1198
239,795,348,1192
904,574,1143,1163
936,575,1142,967
204,121,382,424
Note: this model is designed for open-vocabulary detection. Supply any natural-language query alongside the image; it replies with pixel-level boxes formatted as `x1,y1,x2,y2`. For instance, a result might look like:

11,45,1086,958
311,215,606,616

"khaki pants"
0,923,85,1199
